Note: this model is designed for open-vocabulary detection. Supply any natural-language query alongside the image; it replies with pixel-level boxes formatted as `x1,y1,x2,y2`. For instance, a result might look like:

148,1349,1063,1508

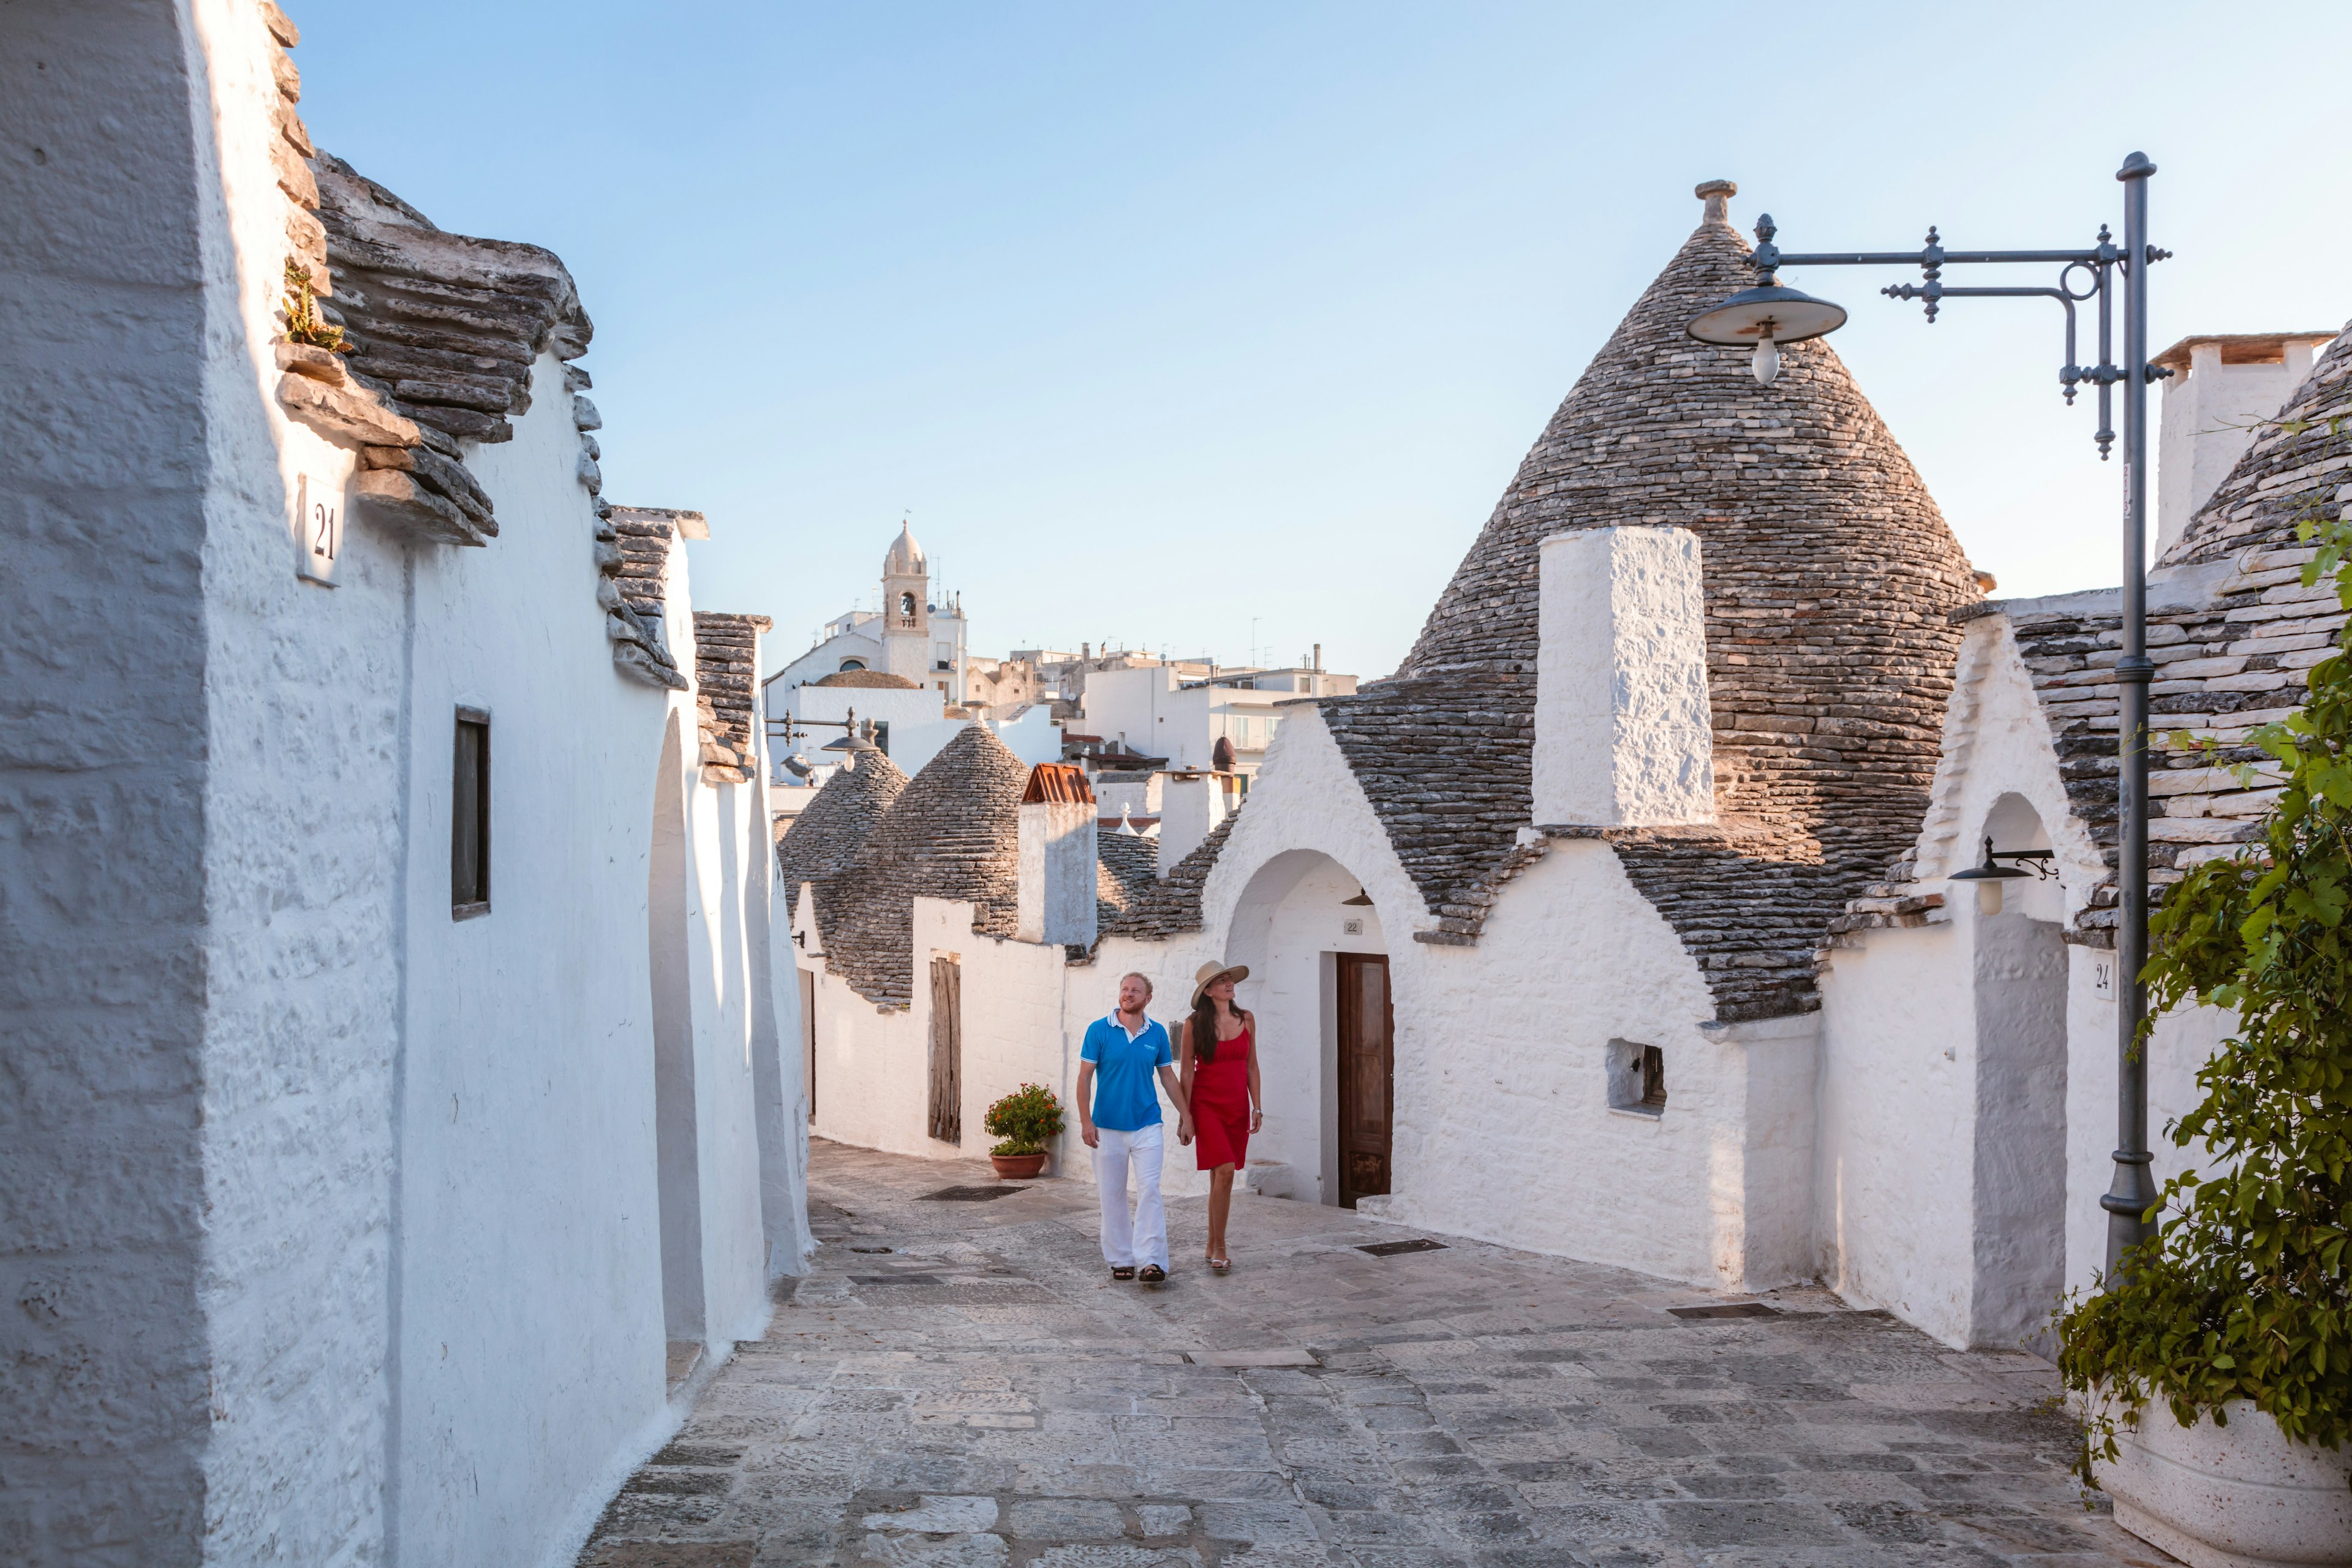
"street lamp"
1686,153,2170,1275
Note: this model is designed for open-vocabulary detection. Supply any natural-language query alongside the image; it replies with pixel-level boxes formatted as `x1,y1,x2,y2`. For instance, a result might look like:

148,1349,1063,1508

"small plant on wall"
2055,488,2352,1523
281,258,346,352
984,1083,1065,1159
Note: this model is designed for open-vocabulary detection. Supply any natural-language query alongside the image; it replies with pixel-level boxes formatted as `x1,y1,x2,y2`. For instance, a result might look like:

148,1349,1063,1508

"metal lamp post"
1688,153,2170,1274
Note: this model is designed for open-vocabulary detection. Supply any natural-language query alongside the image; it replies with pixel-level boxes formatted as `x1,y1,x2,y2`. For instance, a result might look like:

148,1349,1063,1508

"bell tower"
880,521,930,685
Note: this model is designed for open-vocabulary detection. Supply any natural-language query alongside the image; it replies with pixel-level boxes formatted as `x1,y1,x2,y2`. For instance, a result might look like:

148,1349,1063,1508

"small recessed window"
452,707,491,919
1608,1038,1665,1116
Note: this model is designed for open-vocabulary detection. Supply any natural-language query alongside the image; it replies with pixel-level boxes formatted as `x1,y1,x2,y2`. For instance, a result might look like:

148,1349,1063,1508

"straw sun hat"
1188,960,1250,1010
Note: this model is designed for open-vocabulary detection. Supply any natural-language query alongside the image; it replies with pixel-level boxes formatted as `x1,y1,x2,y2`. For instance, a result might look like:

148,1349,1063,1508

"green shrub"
2056,500,2352,1483
984,1082,1065,1158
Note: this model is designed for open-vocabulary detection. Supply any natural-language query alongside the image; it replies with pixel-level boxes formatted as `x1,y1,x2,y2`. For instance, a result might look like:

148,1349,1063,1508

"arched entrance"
1970,791,2068,1352
1223,850,1390,1208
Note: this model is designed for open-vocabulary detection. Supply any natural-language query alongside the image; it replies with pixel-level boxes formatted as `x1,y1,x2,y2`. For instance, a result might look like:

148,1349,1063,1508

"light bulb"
1752,331,1781,387
1976,878,2003,918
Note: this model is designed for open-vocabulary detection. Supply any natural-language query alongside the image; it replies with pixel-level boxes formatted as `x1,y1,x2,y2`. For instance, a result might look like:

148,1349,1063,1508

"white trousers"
1093,1123,1168,1270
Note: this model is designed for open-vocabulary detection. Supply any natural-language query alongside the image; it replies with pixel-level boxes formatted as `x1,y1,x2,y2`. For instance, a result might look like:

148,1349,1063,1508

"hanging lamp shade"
1687,281,1847,387
1947,836,2030,916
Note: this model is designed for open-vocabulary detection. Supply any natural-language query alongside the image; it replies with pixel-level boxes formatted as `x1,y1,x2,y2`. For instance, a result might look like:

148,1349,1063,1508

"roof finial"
1695,178,1737,226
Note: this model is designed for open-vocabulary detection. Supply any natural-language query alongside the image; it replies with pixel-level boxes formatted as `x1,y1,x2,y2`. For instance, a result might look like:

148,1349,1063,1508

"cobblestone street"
580,1141,2172,1568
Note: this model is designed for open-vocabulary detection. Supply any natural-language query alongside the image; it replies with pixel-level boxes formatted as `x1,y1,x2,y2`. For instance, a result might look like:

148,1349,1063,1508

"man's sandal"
1110,1266,1136,1281
1137,1265,1167,1284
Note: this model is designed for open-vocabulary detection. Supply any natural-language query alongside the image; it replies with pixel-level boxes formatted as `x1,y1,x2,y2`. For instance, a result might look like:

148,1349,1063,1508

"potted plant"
984,1083,1065,1180
2056,506,2352,1567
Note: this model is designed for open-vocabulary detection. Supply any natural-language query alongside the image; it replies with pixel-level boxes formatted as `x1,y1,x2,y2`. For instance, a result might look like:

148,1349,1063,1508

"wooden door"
927,956,962,1145
799,968,817,1122
1336,952,1393,1207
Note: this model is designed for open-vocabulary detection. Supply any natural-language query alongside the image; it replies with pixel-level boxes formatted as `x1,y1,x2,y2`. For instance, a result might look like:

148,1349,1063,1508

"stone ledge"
277,372,419,448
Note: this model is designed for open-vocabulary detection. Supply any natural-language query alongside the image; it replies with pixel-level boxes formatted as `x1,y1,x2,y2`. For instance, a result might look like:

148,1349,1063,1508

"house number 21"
296,473,341,587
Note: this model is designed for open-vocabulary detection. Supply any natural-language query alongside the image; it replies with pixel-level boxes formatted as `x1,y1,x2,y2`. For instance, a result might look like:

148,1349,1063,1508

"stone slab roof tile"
1320,194,1978,1019
694,611,771,783
313,154,590,448
1099,812,1240,942
777,752,910,951
2163,322,2351,567
823,725,1031,1007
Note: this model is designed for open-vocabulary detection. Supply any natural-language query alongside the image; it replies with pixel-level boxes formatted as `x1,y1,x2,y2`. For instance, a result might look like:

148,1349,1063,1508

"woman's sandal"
1110,1266,1136,1282
1137,1265,1167,1285
1208,1256,1231,1275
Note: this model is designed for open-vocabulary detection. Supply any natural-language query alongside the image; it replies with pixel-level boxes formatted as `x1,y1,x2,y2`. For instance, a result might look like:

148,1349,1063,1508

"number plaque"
2091,956,2115,1000
296,473,341,587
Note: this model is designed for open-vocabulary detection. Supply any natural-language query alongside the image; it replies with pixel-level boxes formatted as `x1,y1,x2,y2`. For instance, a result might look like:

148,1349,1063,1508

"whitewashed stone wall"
1815,615,2234,1348
0,6,806,1561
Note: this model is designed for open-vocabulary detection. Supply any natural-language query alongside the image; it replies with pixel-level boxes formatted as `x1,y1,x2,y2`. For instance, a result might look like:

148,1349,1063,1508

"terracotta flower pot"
2091,1392,2352,1568
989,1153,1046,1180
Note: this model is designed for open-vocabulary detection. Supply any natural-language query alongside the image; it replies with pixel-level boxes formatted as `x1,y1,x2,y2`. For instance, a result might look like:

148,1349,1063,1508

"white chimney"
2156,333,2337,559
1017,799,1097,946
1156,772,1227,876
1533,526,1714,827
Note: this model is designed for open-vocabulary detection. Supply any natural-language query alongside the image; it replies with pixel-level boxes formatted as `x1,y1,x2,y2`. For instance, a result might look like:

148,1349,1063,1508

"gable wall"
392,350,682,1565
0,2,227,1559
188,0,410,1556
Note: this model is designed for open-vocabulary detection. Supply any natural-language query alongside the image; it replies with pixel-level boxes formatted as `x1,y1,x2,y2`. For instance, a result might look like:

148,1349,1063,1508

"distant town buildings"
761,524,1354,810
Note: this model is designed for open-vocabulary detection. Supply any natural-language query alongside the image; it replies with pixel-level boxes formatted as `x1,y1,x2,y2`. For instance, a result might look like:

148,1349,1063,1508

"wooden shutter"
927,956,962,1145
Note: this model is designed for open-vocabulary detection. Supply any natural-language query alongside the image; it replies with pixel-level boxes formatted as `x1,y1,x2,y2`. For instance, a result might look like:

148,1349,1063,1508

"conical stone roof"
776,751,909,947
824,724,1030,1007
1324,186,1980,1019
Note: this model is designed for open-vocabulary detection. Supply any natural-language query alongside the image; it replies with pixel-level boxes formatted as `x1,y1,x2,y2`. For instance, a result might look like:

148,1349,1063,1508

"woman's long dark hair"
1190,987,1237,1064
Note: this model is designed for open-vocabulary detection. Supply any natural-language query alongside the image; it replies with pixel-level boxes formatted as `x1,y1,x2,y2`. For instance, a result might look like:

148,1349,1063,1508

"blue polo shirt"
1081,1012,1173,1132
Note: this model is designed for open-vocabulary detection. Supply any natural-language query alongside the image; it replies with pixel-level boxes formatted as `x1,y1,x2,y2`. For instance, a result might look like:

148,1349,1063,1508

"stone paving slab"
581,1140,2177,1568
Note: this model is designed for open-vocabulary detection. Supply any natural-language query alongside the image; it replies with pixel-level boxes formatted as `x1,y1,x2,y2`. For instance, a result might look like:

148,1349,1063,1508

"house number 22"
296,473,341,587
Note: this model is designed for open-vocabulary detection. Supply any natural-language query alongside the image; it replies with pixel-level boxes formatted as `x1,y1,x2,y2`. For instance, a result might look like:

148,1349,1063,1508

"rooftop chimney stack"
1156,772,1228,877
2155,332,2339,559
1016,764,1097,946
1533,526,1714,827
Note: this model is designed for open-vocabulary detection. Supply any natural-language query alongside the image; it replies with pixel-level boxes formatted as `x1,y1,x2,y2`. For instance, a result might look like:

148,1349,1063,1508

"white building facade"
775,179,2347,1366
0,6,809,1562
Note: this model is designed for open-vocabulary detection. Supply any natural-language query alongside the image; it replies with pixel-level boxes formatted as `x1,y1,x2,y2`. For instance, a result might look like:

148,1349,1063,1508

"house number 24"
296,473,341,587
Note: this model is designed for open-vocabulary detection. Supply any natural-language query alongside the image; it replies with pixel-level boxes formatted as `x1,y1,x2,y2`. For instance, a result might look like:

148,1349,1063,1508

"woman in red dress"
1179,961,1263,1274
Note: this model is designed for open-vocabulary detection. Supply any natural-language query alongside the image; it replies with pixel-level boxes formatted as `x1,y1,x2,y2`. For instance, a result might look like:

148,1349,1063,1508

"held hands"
1177,1115,1194,1147
1080,1120,1099,1150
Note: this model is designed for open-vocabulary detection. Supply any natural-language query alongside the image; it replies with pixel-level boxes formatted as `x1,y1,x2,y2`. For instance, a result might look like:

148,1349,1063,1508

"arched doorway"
648,712,705,1343
1970,791,2068,1352
1223,850,1389,1208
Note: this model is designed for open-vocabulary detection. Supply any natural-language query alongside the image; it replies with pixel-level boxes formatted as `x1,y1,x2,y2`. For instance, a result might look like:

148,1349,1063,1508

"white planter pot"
2092,1394,2352,1567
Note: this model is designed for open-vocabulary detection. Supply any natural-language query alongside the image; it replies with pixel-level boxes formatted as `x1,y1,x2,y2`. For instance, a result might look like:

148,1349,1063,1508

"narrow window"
452,707,491,918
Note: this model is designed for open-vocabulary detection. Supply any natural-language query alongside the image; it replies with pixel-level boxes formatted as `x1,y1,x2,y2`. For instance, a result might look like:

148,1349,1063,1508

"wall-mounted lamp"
1945,836,2056,916
1341,886,1374,907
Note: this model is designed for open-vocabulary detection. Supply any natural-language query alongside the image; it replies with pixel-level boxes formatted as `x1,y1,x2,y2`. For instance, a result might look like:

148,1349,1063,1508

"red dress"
1191,1025,1253,1170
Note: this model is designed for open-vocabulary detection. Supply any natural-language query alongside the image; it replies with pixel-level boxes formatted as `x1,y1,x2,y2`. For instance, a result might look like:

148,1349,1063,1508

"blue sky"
296,2,2352,680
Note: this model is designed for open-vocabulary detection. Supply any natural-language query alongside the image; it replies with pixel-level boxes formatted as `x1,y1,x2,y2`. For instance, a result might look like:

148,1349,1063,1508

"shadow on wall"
649,710,704,1341
1970,791,2067,1354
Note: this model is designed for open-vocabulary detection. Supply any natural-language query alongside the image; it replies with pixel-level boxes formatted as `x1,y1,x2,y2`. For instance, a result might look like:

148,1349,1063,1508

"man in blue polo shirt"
1077,971,1192,1284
